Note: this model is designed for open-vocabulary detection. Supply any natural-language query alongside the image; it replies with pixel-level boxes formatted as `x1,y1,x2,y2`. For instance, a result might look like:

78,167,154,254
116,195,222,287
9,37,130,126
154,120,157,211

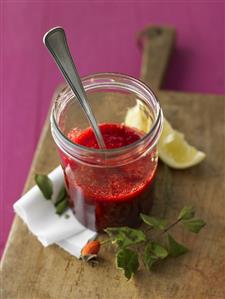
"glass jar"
51,73,163,231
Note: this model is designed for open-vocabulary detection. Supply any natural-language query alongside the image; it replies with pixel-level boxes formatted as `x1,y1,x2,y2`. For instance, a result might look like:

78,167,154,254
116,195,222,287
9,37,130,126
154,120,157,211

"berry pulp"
60,123,157,231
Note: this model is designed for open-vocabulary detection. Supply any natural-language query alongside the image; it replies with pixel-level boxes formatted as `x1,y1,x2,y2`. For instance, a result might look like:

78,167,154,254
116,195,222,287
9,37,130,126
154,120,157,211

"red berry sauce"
60,123,157,231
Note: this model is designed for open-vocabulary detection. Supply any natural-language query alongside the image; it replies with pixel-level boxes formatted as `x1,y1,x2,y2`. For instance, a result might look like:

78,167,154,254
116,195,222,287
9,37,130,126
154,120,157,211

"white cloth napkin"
13,166,97,258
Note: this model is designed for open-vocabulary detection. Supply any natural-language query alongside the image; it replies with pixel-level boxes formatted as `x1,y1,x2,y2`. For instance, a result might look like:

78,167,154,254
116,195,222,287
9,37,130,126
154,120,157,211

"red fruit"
81,240,101,257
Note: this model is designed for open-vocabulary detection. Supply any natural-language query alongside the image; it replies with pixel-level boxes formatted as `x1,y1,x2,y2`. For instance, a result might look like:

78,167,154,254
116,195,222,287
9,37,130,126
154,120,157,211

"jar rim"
51,72,163,158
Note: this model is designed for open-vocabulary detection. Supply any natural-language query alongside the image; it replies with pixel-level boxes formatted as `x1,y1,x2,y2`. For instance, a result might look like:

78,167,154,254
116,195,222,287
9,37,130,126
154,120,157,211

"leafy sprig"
35,174,53,199
35,174,69,215
140,214,167,230
104,227,146,248
116,249,139,280
103,206,206,280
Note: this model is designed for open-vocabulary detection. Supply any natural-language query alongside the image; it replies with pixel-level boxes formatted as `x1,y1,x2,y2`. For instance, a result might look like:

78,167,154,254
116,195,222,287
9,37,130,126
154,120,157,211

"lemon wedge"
124,103,206,169
158,119,206,169
124,100,152,133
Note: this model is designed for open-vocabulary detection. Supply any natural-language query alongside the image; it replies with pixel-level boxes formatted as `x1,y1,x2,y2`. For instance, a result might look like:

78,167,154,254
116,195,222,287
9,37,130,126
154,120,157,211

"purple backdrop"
1,2,224,256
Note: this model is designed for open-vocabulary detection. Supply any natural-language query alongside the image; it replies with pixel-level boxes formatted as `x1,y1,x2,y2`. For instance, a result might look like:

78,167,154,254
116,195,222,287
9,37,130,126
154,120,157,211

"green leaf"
182,218,206,233
55,199,68,215
178,206,195,220
104,227,146,248
116,248,139,280
149,241,168,259
54,186,67,206
35,174,53,199
167,234,189,257
144,245,158,271
144,241,168,271
140,214,167,230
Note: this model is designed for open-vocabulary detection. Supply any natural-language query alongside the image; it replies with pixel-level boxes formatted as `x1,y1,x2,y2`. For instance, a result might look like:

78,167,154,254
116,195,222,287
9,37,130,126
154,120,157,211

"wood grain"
1,26,225,299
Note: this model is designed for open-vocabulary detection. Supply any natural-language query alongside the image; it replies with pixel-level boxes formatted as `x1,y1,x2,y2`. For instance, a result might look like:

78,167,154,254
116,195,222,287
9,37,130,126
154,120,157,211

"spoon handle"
43,27,106,149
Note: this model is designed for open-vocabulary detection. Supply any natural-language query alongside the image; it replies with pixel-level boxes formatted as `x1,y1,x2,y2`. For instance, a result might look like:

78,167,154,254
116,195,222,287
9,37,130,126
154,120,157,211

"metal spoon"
43,27,106,149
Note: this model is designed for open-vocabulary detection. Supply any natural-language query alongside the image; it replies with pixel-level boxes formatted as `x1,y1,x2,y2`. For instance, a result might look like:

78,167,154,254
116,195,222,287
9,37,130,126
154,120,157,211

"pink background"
1,2,224,256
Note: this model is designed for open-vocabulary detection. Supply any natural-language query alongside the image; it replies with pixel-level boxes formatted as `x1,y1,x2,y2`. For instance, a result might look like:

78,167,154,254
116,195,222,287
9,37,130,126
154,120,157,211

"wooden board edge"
1,84,65,264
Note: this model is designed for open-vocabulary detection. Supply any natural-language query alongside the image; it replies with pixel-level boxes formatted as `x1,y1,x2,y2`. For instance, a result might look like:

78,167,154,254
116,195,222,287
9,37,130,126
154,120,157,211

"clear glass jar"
51,73,163,231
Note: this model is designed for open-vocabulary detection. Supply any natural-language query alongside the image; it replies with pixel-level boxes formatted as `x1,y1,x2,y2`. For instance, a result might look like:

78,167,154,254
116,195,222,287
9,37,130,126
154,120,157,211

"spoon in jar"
43,27,106,149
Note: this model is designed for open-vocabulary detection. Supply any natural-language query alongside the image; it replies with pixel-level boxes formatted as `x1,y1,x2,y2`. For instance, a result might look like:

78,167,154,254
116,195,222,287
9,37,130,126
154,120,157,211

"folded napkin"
13,166,97,258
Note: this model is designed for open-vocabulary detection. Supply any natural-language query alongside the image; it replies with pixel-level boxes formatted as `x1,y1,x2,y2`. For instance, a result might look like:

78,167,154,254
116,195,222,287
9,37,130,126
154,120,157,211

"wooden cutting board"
1,26,225,299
